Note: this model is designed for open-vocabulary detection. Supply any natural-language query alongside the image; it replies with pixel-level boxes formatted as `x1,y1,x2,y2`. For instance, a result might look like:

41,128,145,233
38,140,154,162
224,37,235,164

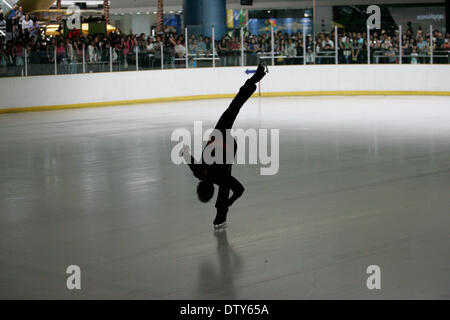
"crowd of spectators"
1,5,449,76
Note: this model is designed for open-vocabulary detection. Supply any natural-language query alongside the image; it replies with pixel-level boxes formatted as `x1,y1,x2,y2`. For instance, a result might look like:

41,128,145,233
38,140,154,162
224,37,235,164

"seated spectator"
417,36,427,52
410,47,419,64
197,36,206,55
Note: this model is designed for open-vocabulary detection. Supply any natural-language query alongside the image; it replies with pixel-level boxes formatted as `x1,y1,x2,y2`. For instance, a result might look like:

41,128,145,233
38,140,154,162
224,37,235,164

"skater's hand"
181,144,191,157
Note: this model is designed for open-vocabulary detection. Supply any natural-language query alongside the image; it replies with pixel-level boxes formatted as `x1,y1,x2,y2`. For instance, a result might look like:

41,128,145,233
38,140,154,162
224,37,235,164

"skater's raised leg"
215,63,267,133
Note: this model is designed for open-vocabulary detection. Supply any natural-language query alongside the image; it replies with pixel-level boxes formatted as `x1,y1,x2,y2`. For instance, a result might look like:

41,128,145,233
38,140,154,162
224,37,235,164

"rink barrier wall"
1,91,450,114
1,65,449,114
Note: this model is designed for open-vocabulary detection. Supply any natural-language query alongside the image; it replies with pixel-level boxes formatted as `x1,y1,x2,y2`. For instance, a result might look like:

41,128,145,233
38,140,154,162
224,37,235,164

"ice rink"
0,95,449,299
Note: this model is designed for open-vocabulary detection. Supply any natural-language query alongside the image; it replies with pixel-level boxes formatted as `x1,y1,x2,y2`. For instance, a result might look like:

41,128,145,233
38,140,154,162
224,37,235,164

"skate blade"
213,222,227,230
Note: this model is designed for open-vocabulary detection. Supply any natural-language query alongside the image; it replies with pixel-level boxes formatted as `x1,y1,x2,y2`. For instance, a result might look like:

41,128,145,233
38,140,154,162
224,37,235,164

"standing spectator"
13,38,24,75
321,35,334,63
15,6,24,38
87,40,97,68
217,37,229,67
434,32,445,63
351,38,359,63
0,36,8,75
56,40,66,73
305,36,314,64
246,36,259,66
152,35,163,68
341,37,352,64
7,4,18,38
229,36,240,66
410,47,419,64
204,37,212,56
46,38,56,64
174,38,185,67
29,19,40,44
29,41,45,74
21,14,33,34
295,38,303,64
164,33,176,68
66,38,77,74
285,38,296,65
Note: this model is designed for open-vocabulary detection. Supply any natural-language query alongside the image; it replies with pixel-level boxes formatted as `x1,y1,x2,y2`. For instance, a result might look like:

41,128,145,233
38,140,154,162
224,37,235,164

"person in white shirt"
174,39,185,58
21,14,33,33
88,41,97,63
321,35,334,49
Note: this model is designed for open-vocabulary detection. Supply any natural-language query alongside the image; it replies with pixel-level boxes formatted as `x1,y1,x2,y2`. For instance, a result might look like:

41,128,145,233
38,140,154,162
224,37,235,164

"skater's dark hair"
197,180,214,203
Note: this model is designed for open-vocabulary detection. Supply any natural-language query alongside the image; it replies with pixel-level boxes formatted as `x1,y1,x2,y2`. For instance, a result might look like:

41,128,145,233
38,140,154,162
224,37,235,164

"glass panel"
2,2,448,79
27,41,56,76
186,27,214,68
272,30,307,66
332,3,447,65
173,38,185,69
0,38,19,77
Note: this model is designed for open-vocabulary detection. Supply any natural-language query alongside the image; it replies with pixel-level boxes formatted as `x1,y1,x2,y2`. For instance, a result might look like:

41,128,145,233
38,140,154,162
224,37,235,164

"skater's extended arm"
182,145,204,179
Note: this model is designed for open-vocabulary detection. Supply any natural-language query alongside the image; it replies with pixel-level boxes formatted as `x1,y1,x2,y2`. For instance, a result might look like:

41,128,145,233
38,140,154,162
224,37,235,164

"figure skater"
182,63,268,228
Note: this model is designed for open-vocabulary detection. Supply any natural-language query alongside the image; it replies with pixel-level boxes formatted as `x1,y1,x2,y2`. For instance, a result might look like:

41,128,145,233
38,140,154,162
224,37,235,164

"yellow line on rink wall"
1,91,449,114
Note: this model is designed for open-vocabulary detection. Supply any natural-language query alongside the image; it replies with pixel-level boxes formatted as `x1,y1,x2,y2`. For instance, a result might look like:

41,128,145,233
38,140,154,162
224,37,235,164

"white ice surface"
0,96,449,299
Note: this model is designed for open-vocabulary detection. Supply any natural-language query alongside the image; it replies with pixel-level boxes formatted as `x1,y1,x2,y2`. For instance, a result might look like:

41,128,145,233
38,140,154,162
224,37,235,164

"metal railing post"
54,47,57,75
110,46,113,72
185,27,188,68
240,28,244,66
271,26,275,66
24,48,28,76
335,25,338,65
430,25,433,64
136,46,139,71
212,26,215,68
303,31,306,65
399,25,402,64
160,42,164,69
82,47,86,73
367,25,370,65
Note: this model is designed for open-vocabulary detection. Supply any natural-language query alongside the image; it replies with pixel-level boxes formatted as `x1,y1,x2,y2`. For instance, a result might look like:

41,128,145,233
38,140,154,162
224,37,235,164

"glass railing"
0,23,448,78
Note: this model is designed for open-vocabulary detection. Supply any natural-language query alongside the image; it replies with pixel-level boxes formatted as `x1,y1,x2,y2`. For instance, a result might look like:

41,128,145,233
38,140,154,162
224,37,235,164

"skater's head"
197,181,214,203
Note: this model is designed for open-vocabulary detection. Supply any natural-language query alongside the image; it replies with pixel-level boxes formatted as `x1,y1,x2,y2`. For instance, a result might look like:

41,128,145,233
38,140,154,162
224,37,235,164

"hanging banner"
226,9,248,29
